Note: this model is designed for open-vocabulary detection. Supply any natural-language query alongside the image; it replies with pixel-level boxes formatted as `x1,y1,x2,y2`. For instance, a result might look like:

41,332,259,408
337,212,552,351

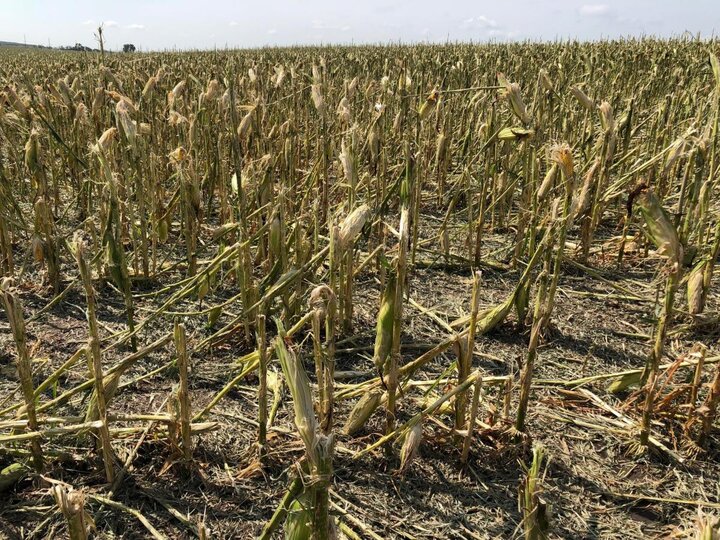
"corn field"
1,38,719,538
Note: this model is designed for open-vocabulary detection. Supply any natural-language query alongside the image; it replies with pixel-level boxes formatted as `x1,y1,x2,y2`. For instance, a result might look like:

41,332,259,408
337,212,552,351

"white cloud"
579,4,610,16
341,25,351,32
126,23,145,30
81,19,95,26
267,28,277,34
476,15,499,28
103,20,118,28
463,15,499,29
229,21,239,26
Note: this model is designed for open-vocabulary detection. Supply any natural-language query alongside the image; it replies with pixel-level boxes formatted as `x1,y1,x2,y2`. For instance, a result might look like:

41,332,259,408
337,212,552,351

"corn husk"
420,392,453,415
205,78,220,100
710,52,720,92
450,292,515,334
284,492,313,540
52,486,93,540
514,280,530,324
635,189,682,265
570,85,595,110
598,101,615,132
336,96,351,124
74,103,90,126
92,127,117,154
373,273,396,373
169,146,188,164
270,215,282,261
498,127,534,141
273,326,319,461
398,422,423,474
238,107,256,138
339,137,356,188
550,143,575,179
687,261,707,315
418,88,439,120
539,69,553,91
169,80,186,108
435,131,448,163
0,463,27,493
31,235,44,263
498,73,531,124
309,285,334,321
570,159,600,221
24,130,40,173
142,76,157,99
158,218,169,243
367,124,380,161
168,110,188,126
338,204,370,249
537,164,558,201
343,390,384,435
5,86,30,120
310,84,325,117
115,100,136,145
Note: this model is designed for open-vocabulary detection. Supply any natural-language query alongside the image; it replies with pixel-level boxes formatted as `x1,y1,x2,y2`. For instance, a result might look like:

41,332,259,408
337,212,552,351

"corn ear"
635,189,682,266
687,261,706,315
373,273,396,373
398,422,423,474
343,390,384,435
338,204,370,249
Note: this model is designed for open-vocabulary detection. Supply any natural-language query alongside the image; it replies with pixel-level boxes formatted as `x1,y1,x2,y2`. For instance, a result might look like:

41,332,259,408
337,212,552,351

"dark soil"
1,208,719,540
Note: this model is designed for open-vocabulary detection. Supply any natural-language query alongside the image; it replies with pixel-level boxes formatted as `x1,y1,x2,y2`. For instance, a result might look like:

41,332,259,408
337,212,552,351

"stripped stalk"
1,279,43,471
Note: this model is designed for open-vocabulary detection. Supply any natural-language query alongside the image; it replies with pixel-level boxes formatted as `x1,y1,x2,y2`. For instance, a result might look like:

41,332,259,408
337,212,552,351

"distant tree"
123,43,136,53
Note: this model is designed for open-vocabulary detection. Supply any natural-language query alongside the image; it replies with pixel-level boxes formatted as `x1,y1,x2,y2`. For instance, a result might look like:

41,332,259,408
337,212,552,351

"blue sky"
1,0,718,50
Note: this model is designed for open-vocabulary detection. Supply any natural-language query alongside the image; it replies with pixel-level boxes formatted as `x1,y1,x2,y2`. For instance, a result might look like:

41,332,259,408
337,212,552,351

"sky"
1,0,718,51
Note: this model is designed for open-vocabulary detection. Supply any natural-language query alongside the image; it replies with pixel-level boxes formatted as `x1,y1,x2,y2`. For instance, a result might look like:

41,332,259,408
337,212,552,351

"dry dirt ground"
1,207,719,539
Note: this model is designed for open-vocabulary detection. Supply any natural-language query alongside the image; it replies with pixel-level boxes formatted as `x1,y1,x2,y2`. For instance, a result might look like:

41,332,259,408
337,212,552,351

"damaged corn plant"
0,37,719,539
